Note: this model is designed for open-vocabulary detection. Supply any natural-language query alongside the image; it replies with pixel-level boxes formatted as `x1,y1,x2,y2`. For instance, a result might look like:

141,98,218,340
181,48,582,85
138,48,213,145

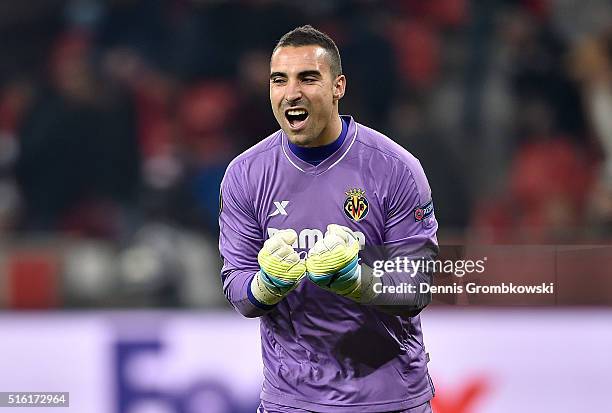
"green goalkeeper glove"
306,224,363,300
250,229,307,306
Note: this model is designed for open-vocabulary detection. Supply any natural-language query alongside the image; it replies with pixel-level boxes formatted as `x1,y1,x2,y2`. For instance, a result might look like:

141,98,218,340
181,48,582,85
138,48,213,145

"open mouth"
285,108,309,130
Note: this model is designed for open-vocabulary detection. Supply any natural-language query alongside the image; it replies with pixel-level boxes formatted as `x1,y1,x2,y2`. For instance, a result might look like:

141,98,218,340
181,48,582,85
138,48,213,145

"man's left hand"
306,224,361,299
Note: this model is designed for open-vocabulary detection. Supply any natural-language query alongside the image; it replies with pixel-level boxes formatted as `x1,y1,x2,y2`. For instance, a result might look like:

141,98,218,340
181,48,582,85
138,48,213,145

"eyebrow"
270,70,323,79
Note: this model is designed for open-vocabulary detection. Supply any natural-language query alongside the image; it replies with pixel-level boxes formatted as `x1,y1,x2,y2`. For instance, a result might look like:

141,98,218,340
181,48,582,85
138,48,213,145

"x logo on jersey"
269,201,289,217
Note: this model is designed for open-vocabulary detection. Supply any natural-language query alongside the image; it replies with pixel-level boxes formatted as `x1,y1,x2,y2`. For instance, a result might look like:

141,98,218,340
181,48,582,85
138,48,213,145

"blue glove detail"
309,256,359,291
259,267,296,294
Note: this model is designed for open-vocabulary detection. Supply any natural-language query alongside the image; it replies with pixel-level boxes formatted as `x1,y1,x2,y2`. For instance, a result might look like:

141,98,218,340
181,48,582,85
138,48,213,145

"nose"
284,79,302,104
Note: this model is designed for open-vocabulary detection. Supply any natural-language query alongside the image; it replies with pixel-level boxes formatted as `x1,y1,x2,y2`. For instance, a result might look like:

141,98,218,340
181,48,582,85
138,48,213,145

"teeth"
287,109,307,116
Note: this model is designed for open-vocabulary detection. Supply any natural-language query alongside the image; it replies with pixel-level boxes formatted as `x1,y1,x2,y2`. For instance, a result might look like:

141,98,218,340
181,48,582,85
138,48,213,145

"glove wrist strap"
250,270,285,305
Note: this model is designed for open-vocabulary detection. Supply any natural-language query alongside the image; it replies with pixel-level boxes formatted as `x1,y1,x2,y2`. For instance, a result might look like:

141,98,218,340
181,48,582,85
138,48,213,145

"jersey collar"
281,115,357,175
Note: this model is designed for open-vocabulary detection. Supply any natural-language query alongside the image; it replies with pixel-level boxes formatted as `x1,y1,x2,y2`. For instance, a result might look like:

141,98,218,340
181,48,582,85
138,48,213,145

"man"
219,25,438,413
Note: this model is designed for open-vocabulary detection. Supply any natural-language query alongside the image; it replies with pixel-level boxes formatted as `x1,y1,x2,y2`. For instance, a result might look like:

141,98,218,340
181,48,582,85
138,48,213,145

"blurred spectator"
472,134,595,243
570,29,612,233
175,82,236,232
234,49,278,150
15,31,140,236
0,79,33,231
387,97,470,228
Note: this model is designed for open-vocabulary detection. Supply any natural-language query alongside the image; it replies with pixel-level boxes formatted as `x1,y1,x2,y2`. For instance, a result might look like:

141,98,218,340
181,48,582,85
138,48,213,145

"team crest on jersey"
343,188,369,222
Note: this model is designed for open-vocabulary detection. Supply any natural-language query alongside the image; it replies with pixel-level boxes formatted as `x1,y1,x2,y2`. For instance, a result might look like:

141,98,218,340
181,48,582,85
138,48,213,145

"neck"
308,109,342,147
287,116,348,166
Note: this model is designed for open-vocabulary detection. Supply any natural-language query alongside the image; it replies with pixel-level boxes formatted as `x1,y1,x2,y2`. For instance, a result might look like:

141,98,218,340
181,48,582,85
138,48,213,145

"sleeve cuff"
246,273,277,311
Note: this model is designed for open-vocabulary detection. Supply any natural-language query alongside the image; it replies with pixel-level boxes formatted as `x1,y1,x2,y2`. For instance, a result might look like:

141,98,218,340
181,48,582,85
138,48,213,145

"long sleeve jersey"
219,115,438,412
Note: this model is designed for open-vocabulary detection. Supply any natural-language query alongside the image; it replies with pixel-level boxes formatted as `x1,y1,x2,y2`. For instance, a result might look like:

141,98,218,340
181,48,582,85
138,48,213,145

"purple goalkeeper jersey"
219,115,438,412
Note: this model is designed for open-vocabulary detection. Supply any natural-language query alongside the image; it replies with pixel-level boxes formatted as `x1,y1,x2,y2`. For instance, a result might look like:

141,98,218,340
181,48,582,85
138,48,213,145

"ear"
333,75,346,101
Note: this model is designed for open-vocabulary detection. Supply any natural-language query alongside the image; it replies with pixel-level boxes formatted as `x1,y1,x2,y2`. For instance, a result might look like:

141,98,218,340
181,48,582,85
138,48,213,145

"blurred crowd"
0,0,611,308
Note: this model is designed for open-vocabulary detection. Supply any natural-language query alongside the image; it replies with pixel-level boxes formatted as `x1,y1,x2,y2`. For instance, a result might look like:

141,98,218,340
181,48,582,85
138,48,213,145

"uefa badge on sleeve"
413,200,435,227
343,188,369,222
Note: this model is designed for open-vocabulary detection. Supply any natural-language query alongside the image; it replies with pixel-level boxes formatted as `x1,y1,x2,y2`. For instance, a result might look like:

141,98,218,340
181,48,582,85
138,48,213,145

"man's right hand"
250,229,307,306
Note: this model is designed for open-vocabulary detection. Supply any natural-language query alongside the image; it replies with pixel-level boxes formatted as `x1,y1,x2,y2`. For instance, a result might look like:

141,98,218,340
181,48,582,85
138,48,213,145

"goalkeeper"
220,25,437,413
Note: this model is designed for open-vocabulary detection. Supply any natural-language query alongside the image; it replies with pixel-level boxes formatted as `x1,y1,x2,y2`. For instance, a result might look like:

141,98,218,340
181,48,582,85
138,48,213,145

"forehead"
270,45,332,75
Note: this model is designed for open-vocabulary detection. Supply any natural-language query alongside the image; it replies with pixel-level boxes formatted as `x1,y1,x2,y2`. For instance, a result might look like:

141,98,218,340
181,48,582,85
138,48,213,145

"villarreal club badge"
344,188,369,222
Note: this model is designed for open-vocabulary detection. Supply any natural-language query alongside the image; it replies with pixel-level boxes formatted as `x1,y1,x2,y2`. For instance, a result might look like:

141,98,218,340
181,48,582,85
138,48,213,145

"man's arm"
369,157,439,315
222,269,270,318
220,161,307,317
219,161,271,318
363,242,438,316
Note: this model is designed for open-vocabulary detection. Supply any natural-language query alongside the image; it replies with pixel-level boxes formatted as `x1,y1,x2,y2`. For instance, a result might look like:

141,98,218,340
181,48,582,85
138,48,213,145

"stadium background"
0,0,611,412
